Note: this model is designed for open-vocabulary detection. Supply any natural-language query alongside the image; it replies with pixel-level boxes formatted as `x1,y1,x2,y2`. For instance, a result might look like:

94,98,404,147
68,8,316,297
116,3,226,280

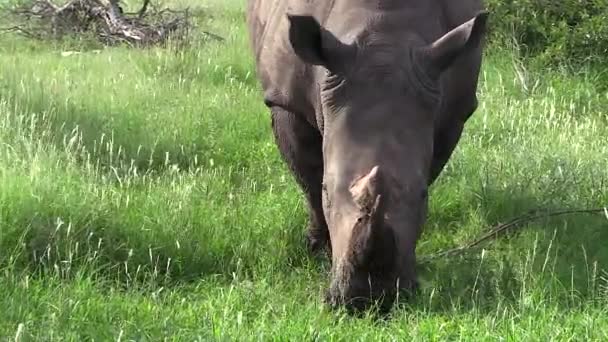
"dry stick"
138,0,150,18
201,30,225,41
419,207,608,262
0,26,38,38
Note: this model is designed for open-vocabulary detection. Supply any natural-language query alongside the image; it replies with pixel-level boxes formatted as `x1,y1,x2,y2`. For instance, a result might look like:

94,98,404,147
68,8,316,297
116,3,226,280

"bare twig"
1,26,38,38
201,30,224,41
419,207,608,262
138,0,150,18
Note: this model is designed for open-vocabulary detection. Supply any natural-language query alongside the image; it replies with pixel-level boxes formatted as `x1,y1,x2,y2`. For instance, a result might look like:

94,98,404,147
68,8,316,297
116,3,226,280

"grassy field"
1,0,608,340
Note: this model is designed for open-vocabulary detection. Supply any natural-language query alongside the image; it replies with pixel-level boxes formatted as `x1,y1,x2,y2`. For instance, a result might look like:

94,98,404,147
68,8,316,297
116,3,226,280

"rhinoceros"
246,0,489,312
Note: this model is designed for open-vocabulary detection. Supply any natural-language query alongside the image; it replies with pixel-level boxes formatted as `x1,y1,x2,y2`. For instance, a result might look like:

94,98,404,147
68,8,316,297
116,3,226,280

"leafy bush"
486,0,608,66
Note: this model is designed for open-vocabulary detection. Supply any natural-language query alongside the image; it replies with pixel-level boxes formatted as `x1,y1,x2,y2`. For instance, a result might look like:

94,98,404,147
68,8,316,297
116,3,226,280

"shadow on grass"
0,51,269,176
0,91,209,173
1,88,279,181
411,183,608,314
0,186,326,291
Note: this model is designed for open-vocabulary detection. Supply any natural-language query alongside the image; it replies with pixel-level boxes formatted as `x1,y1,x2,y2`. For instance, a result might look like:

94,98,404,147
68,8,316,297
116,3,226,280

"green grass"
1,0,608,340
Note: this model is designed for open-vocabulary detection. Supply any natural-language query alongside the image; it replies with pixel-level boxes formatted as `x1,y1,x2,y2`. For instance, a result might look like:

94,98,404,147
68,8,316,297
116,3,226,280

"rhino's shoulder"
247,0,327,114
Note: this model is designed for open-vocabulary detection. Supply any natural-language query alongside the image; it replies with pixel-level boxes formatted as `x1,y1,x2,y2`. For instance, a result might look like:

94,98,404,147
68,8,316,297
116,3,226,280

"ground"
1,0,607,340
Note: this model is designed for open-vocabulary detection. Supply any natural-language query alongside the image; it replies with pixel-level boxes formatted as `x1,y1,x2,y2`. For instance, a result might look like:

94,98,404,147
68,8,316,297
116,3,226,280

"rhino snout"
325,273,398,314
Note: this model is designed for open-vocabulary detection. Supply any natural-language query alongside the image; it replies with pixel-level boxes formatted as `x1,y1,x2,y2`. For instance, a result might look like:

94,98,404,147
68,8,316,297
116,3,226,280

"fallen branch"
4,0,219,47
419,207,608,262
138,0,150,18
0,25,38,38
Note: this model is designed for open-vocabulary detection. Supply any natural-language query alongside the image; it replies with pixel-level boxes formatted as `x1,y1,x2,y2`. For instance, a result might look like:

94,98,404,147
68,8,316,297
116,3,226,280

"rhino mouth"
324,259,399,314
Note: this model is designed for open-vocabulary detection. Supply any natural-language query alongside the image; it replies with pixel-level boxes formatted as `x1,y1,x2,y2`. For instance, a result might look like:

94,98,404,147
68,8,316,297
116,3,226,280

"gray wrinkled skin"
246,0,489,313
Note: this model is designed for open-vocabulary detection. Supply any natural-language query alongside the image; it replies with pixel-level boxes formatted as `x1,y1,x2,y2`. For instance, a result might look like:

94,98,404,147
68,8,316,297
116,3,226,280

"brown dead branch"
3,0,221,47
0,25,38,39
138,0,150,18
419,207,608,263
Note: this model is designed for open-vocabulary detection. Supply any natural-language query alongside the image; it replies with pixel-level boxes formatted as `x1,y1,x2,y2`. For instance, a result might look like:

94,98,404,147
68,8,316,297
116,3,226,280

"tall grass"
0,0,607,339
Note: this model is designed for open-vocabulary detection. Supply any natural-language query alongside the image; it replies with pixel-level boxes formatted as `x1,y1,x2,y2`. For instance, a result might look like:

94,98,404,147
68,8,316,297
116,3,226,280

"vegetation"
0,0,607,339
486,0,608,66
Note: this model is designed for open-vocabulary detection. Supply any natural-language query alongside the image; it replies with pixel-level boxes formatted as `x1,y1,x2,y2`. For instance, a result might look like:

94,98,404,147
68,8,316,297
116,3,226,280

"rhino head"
286,11,489,313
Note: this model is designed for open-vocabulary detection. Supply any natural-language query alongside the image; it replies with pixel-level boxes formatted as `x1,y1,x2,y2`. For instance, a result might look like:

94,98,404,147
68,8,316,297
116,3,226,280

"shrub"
486,0,608,66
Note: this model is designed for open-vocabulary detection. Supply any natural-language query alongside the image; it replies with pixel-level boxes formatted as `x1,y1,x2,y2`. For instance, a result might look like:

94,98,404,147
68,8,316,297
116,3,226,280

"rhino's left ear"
419,11,489,77
286,14,355,72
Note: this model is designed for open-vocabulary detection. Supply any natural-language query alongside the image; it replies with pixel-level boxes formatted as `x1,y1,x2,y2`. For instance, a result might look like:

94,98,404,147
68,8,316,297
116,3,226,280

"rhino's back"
245,0,485,123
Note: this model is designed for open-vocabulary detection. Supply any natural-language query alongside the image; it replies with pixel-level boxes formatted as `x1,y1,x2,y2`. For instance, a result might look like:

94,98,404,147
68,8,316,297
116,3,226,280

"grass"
1,0,608,339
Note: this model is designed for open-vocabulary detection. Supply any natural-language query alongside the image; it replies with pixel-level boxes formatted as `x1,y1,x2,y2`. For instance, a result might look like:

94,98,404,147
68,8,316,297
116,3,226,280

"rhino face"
287,12,489,313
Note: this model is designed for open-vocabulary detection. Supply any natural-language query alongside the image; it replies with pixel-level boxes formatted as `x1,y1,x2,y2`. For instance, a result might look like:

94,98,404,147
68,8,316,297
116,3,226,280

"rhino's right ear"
287,14,353,71
417,11,489,78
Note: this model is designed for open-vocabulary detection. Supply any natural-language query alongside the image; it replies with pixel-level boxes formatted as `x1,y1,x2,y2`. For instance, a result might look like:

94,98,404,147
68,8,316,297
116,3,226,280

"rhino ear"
287,14,354,71
419,11,489,76
287,14,326,65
